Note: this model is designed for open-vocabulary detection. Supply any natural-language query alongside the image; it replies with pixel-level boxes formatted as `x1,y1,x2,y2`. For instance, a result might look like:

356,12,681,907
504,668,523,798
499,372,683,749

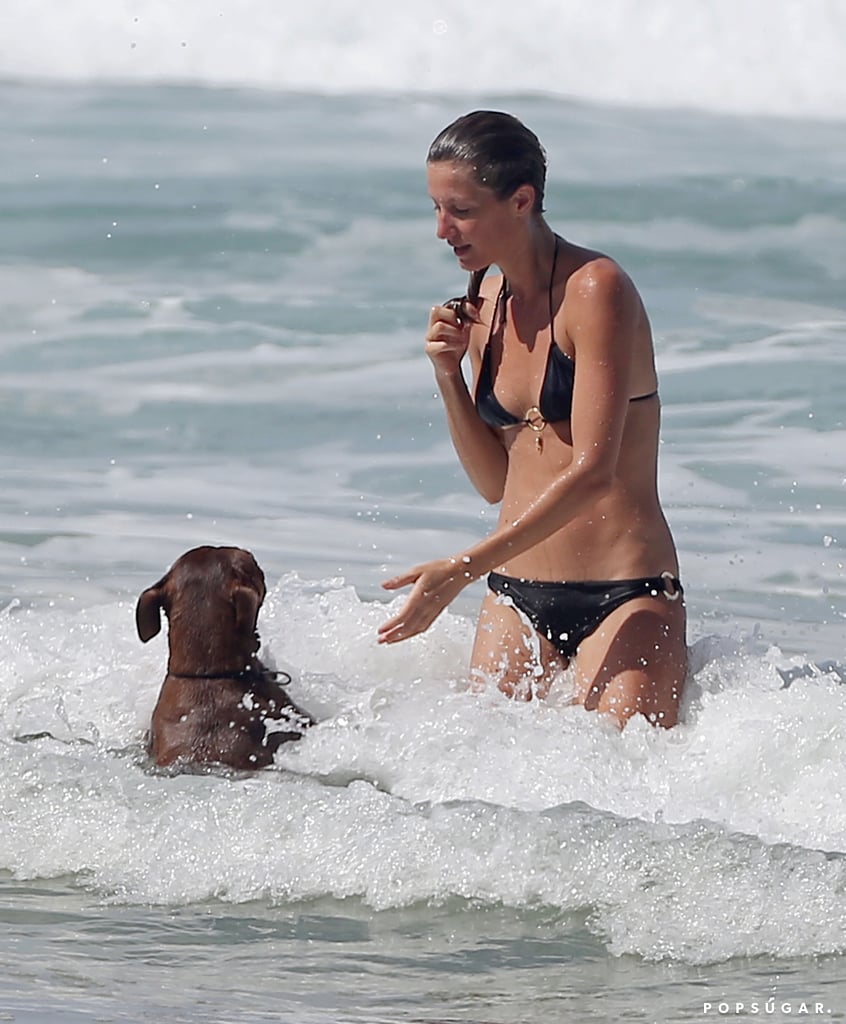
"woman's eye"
431,203,472,218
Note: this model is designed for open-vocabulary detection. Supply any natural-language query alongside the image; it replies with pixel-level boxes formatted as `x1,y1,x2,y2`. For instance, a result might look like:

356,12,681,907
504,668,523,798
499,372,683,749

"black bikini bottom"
487,571,683,659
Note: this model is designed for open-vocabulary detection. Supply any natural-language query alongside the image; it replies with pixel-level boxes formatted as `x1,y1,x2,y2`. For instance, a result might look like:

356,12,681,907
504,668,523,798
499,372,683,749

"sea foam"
2,575,846,963
2,0,845,119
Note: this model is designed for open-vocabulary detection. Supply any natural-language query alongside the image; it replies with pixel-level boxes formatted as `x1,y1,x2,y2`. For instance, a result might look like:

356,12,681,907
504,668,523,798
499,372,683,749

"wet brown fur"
136,546,313,771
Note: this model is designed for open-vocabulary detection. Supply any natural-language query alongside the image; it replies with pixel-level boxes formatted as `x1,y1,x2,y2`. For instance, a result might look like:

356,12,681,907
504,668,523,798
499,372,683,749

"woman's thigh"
469,587,687,725
571,595,688,727
470,591,568,699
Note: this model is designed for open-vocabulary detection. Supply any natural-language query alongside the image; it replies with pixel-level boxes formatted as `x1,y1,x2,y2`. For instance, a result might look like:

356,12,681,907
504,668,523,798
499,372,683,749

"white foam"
2,575,846,963
2,0,845,119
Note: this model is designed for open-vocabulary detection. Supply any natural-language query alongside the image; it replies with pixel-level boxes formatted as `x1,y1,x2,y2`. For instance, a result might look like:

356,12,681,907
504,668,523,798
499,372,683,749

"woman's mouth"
452,244,471,259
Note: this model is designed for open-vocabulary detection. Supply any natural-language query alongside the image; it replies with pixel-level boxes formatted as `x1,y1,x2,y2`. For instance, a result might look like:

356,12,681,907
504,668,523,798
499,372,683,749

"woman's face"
427,160,517,272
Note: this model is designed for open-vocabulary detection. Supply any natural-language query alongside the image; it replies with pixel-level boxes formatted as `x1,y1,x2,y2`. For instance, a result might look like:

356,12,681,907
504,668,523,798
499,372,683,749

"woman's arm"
427,303,508,504
379,258,639,643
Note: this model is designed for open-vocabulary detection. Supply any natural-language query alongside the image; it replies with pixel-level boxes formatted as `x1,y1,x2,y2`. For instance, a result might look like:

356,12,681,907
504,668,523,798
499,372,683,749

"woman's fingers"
378,568,424,643
425,303,476,373
378,558,470,644
377,598,433,644
377,613,412,644
427,304,473,342
381,567,421,591
426,322,463,348
377,592,422,643
429,303,463,329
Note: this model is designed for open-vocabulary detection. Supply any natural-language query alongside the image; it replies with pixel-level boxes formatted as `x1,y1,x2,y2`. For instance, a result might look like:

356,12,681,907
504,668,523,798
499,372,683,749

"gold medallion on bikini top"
523,406,547,452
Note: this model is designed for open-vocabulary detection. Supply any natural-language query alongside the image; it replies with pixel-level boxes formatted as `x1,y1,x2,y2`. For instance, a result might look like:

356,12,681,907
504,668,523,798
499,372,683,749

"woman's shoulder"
564,244,630,288
559,245,647,350
563,248,638,312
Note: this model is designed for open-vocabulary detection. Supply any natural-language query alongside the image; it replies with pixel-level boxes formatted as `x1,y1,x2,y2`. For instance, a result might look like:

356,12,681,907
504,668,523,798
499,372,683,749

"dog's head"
136,546,267,658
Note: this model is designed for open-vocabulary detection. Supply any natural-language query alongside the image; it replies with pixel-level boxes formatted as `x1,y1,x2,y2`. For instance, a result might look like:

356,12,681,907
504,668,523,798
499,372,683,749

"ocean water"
2,2,846,1022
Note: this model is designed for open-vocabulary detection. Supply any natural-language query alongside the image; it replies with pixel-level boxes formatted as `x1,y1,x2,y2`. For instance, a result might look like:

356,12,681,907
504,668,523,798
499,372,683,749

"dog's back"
138,546,312,770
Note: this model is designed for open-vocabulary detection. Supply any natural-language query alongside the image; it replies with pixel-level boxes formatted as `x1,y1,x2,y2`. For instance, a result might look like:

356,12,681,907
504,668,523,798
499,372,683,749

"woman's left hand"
377,556,473,644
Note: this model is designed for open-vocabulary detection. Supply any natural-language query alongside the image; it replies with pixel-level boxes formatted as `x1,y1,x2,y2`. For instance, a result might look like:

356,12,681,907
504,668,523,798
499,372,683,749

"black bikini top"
476,321,575,428
474,238,657,432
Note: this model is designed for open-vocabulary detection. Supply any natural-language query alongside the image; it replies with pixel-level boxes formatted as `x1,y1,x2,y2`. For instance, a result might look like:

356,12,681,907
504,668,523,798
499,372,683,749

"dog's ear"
232,584,262,635
136,585,164,642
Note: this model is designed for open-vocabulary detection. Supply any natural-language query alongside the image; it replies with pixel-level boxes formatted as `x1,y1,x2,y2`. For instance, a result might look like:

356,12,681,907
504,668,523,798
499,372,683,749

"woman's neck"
497,220,558,304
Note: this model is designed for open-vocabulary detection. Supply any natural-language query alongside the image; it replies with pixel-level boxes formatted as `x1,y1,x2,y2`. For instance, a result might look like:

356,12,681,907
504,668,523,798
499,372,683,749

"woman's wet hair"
427,110,547,213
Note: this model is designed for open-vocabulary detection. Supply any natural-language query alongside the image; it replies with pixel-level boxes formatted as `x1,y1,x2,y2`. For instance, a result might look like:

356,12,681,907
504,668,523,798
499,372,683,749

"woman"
378,110,687,728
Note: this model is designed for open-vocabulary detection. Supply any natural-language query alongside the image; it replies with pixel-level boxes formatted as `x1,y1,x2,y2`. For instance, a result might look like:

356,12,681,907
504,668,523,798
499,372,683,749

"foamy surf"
2,574,845,964
2,0,845,120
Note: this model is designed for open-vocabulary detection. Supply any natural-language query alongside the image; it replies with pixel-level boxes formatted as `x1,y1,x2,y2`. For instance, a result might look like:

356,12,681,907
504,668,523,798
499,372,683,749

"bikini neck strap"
497,233,560,332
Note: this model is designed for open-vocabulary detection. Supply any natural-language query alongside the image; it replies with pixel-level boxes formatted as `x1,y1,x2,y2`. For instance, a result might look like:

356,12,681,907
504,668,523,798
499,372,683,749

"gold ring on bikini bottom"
661,570,681,601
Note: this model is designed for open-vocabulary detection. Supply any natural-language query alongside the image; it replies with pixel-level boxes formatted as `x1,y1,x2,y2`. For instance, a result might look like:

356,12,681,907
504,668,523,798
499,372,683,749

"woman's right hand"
424,302,478,378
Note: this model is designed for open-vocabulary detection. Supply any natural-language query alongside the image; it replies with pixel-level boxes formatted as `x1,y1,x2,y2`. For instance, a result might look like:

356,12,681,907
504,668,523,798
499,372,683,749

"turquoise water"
2,84,844,646
1,35,846,1024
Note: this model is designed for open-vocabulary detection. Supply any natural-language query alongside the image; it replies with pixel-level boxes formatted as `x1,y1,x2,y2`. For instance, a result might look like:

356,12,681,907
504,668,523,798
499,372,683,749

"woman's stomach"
493,471,678,582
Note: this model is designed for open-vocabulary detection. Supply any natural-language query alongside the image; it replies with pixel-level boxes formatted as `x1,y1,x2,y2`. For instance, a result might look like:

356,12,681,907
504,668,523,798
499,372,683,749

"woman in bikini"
378,110,687,728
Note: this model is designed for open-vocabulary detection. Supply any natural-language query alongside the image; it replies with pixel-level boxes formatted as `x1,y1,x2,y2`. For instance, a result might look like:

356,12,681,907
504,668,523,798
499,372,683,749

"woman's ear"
511,184,536,217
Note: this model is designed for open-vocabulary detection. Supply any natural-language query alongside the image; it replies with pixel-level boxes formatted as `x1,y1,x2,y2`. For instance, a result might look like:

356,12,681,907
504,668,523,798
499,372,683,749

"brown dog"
137,545,313,770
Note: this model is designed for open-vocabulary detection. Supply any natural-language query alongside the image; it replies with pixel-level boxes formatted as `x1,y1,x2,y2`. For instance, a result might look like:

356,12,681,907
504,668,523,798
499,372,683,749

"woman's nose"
435,211,453,240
